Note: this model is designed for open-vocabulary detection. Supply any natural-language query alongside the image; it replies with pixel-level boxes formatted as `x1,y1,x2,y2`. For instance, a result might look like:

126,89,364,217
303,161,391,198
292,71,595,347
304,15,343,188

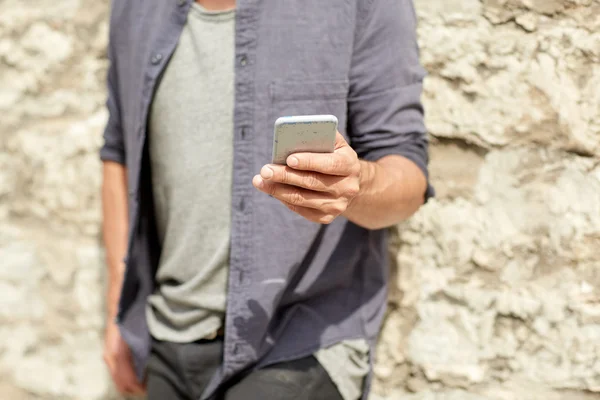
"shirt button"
151,53,163,65
239,197,246,211
128,190,139,201
233,343,242,355
240,55,248,66
241,127,247,139
177,0,186,5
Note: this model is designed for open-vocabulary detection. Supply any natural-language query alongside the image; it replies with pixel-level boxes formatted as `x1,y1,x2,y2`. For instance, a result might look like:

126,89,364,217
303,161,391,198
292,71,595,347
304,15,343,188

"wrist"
346,160,374,214
107,304,120,323
357,159,375,196
106,270,125,322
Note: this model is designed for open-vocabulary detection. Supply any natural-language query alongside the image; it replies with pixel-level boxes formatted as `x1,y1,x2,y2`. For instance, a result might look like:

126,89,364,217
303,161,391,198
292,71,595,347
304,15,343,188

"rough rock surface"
0,0,598,399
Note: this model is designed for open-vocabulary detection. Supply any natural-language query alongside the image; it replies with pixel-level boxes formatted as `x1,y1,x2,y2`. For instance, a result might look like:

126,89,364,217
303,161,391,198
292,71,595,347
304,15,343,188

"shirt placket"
118,0,191,321
131,2,191,237
223,0,261,375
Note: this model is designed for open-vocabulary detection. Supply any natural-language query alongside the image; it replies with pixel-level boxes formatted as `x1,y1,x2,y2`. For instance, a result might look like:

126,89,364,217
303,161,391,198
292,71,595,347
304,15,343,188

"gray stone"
574,304,600,325
407,312,485,386
20,23,73,64
0,323,38,367
0,243,40,283
13,348,69,396
380,389,491,400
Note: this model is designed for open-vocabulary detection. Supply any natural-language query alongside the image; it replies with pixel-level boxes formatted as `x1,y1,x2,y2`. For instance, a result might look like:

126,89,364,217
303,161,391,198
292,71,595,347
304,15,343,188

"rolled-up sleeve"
347,0,434,200
100,14,126,165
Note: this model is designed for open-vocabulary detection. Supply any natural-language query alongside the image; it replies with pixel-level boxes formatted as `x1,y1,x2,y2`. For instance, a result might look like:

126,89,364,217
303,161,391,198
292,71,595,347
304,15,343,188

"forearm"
102,161,129,321
344,155,427,230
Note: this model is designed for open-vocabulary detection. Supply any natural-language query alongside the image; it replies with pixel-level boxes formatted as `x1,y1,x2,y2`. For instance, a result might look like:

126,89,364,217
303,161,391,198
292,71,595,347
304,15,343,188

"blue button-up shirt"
100,0,433,398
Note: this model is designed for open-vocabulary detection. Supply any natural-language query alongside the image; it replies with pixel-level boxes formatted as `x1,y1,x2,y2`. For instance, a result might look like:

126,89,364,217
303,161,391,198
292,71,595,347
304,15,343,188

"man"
101,0,433,399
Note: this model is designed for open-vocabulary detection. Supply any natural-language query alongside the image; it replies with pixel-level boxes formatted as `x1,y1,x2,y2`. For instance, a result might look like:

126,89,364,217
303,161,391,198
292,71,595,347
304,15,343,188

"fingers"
123,379,146,396
286,149,357,176
286,131,356,175
281,201,336,224
252,177,347,216
104,347,146,396
253,131,360,225
119,350,146,395
259,165,344,193
113,361,146,395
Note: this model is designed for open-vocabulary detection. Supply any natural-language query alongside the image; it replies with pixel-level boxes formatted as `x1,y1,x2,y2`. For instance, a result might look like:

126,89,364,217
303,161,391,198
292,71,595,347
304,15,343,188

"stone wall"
0,0,598,399
373,0,600,398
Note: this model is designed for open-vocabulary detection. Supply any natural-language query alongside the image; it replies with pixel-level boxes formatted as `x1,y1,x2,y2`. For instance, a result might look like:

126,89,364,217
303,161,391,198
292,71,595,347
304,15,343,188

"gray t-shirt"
146,3,235,342
146,4,368,399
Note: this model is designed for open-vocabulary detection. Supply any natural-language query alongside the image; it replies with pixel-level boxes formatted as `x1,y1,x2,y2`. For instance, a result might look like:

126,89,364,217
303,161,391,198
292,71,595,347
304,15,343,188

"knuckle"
320,214,336,224
346,183,360,197
322,201,343,215
280,169,292,184
322,203,336,214
330,202,346,215
329,185,343,198
331,157,343,172
289,189,304,205
306,173,321,189
266,182,276,196
302,157,312,171
343,153,359,174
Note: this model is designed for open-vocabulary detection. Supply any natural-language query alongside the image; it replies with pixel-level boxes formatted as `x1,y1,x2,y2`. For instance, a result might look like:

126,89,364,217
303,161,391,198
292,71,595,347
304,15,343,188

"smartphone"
272,115,338,165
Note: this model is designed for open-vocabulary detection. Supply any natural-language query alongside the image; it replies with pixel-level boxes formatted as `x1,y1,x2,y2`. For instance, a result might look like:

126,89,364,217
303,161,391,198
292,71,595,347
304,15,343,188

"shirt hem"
145,305,224,343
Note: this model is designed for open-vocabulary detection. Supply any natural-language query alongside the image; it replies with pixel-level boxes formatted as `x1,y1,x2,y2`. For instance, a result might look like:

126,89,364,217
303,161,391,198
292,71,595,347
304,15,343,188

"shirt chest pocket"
255,79,349,165
268,79,349,133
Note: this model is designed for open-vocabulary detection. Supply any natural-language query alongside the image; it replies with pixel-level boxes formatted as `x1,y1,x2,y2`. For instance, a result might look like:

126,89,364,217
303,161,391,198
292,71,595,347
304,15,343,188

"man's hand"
103,322,145,396
253,132,361,224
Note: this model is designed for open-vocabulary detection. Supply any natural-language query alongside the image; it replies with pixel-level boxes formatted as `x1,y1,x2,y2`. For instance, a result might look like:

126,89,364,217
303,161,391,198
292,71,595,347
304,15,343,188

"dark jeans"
146,338,343,400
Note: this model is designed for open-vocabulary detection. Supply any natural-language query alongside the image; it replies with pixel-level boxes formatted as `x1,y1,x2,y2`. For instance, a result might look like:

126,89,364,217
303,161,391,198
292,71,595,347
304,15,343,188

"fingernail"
252,175,264,188
287,156,298,167
261,166,274,180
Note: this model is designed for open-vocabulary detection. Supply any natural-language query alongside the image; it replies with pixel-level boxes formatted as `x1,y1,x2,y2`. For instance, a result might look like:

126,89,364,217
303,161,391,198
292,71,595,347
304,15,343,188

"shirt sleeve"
347,0,434,200
99,7,126,165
